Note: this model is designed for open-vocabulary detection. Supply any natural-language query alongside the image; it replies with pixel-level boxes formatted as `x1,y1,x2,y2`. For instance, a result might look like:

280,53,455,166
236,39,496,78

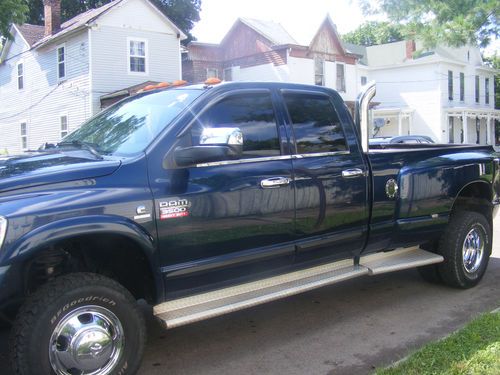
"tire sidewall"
457,219,490,283
25,283,142,375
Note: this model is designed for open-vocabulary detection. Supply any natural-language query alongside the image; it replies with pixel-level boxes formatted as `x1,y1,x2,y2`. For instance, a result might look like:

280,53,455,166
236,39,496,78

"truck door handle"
261,177,291,189
342,169,365,178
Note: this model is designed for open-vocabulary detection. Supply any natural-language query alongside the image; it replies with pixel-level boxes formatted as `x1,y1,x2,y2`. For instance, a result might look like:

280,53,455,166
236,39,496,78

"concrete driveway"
1,212,499,374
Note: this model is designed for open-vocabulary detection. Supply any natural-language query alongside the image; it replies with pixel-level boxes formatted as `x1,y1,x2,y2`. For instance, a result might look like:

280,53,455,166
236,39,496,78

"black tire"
437,211,491,289
417,264,442,284
10,273,146,375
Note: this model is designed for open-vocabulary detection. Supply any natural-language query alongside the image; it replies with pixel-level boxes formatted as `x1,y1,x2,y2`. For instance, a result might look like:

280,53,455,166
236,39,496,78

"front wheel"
10,273,146,375
438,211,492,289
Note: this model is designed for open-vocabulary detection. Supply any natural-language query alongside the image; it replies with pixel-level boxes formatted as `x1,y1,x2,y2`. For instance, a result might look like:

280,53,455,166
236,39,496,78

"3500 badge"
159,199,190,220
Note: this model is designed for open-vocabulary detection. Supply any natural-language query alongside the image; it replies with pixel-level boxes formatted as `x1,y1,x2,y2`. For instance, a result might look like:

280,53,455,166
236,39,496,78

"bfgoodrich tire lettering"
438,211,491,289
10,273,146,375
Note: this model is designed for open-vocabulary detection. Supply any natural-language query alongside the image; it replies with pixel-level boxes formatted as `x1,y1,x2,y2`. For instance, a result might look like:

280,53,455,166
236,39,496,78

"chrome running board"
154,246,443,328
360,246,444,275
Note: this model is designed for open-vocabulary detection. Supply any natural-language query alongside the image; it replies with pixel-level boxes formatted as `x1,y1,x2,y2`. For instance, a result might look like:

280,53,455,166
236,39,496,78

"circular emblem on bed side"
385,179,399,199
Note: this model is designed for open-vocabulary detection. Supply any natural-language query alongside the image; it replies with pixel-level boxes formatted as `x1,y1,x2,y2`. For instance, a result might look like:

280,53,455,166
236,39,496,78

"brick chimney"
43,0,61,36
405,40,416,60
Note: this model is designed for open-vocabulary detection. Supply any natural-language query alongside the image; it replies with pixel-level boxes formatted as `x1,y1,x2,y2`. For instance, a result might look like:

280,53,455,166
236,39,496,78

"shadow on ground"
1,257,499,375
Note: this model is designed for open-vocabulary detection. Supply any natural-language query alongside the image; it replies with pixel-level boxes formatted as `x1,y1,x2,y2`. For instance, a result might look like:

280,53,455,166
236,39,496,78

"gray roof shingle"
33,0,123,47
15,24,45,47
15,0,185,49
239,18,298,45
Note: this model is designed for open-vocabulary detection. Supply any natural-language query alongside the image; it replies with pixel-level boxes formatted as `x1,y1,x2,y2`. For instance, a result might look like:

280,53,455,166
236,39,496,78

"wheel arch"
451,180,493,224
4,215,162,304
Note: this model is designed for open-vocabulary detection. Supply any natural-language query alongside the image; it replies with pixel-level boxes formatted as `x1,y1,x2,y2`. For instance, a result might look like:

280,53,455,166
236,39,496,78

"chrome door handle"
261,177,291,189
342,168,365,178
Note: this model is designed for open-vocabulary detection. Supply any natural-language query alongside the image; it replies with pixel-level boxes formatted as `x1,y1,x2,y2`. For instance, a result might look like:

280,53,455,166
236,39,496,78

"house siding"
0,0,184,155
90,25,181,113
0,31,90,154
370,63,442,141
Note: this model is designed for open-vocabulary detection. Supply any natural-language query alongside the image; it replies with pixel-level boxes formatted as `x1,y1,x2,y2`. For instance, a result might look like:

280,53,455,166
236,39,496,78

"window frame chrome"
195,150,351,168
0,216,7,250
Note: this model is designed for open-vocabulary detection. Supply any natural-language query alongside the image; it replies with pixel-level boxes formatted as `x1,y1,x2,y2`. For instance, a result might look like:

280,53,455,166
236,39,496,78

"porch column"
398,113,403,135
462,112,469,144
486,115,491,145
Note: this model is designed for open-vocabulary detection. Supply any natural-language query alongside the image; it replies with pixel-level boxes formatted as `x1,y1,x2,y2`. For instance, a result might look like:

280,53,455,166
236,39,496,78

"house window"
485,78,490,105
361,76,367,86
336,64,346,92
60,115,68,138
314,58,324,86
17,62,24,90
207,68,218,79
447,70,453,101
459,72,464,101
57,45,66,79
20,122,27,150
223,68,232,81
448,117,454,143
475,75,480,103
128,39,147,73
476,117,480,144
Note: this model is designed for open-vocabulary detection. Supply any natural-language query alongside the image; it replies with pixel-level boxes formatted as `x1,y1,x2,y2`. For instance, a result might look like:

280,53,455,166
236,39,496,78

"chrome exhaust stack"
355,82,376,153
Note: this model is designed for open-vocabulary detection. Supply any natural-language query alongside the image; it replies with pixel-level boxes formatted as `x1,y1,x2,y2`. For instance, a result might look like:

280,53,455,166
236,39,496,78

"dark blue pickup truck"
1,81,499,375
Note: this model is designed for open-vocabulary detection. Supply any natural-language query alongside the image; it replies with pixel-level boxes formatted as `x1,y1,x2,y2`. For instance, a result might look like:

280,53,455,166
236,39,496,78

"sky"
191,0,380,45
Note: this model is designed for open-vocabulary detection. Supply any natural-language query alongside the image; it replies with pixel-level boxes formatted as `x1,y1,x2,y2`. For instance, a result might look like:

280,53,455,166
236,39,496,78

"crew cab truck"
0,81,499,375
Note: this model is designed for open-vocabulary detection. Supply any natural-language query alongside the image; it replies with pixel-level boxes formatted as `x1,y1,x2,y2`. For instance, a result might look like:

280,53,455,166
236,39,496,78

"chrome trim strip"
195,151,350,167
296,151,350,158
195,155,292,167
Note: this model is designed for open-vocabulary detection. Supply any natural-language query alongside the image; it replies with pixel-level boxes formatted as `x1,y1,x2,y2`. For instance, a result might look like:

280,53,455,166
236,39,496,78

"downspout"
87,25,93,118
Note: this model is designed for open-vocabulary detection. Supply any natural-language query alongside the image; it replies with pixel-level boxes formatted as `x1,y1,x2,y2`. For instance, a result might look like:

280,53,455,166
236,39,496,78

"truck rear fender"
451,180,494,221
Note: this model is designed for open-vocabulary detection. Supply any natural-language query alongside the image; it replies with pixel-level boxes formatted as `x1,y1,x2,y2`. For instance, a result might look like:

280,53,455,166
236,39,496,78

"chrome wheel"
49,305,124,375
462,226,485,274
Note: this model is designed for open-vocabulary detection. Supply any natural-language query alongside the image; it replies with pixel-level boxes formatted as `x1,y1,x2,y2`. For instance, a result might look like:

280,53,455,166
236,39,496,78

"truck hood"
0,150,121,193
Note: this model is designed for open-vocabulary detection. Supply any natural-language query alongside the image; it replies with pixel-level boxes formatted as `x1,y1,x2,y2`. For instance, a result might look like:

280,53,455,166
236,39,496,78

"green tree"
483,53,499,109
360,0,499,48
0,0,29,39
342,21,405,46
26,0,201,43
152,0,201,43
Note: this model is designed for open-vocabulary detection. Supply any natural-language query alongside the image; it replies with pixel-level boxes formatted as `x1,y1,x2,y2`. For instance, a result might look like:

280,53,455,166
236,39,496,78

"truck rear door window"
284,94,347,154
193,93,280,158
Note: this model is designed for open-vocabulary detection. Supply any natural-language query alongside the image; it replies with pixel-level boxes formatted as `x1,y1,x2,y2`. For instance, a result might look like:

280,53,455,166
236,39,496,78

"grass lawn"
376,311,500,375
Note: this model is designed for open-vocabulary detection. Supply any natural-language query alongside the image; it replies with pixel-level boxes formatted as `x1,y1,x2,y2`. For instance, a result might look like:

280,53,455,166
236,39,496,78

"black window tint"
284,94,347,154
194,93,280,158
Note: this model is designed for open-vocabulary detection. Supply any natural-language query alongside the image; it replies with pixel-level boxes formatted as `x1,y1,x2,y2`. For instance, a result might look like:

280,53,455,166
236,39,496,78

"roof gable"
0,25,33,63
33,0,185,48
97,0,186,38
309,15,347,56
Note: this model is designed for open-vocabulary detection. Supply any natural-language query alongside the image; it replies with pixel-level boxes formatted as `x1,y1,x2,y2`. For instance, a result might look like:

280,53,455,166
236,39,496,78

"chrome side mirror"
200,127,243,147
174,127,244,167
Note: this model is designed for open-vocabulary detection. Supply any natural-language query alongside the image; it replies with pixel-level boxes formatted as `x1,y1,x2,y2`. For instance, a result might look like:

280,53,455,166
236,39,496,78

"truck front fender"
2,215,156,265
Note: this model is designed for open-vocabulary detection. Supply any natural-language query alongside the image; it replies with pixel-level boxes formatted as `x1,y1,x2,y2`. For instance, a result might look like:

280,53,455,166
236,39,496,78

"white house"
183,16,363,110
352,40,499,145
184,16,498,146
0,0,185,155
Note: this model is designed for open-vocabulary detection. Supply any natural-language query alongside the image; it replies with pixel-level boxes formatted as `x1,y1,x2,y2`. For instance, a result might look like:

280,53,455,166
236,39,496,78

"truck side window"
284,94,347,154
192,93,280,158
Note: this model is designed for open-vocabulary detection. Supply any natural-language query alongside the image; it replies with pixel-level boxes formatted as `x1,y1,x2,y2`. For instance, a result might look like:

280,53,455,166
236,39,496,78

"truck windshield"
62,89,202,156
